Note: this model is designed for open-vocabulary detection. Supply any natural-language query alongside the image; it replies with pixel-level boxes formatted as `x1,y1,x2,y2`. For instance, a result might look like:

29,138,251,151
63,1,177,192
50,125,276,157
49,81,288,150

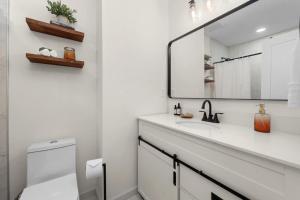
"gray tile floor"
127,195,142,200
81,195,98,200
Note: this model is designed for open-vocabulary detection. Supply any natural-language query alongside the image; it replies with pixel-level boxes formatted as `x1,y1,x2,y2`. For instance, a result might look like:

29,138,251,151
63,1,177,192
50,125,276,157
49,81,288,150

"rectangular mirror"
169,0,300,100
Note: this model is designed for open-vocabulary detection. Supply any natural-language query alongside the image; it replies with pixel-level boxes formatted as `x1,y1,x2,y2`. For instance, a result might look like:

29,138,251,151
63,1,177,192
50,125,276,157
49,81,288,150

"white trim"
110,186,137,200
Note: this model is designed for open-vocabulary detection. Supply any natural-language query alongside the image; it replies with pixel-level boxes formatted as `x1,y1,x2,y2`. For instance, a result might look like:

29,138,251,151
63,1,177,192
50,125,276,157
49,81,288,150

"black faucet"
199,100,223,123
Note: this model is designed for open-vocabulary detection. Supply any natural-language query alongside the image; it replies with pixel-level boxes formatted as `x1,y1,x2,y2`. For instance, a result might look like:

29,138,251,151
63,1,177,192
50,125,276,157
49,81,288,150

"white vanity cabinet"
138,115,300,200
138,141,178,200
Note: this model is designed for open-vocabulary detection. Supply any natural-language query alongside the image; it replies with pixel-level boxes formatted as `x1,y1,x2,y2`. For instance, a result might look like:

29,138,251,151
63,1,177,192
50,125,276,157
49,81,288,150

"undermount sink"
176,121,218,130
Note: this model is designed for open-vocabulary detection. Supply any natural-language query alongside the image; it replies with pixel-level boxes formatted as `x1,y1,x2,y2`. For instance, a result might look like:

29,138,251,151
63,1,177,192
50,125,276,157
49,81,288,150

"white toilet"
20,138,79,200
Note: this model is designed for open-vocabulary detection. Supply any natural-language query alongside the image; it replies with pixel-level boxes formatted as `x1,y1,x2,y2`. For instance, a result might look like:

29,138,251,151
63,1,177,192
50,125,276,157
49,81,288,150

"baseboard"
110,186,138,200
96,185,101,200
80,189,97,200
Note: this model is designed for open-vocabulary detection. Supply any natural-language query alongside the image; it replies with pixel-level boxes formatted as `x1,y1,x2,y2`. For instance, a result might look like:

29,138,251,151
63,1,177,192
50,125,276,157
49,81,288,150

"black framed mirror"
168,0,300,100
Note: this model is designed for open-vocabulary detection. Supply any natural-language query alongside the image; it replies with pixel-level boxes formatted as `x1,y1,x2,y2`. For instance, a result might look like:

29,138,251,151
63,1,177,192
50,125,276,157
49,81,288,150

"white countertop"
139,114,300,170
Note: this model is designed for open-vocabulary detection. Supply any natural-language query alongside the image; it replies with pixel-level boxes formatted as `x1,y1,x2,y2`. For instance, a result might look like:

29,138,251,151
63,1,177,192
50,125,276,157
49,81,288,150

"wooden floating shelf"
205,79,215,83
205,64,215,70
26,18,84,42
26,53,84,68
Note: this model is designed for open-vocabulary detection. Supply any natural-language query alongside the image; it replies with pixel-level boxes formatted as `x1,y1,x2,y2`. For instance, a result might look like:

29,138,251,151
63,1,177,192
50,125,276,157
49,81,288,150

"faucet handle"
213,113,223,123
199,110,208,121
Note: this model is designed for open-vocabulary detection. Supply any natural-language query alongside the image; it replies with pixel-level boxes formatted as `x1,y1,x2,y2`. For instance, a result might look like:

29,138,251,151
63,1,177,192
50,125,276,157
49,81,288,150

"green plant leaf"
46,0,77,23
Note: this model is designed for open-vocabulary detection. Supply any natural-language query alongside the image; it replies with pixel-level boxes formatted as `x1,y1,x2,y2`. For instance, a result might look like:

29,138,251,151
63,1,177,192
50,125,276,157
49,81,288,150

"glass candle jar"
64,47,76,61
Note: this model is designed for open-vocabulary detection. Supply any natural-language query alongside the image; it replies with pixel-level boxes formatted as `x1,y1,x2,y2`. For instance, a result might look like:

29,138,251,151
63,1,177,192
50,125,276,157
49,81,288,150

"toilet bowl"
20,138,79,200
20,173,79,200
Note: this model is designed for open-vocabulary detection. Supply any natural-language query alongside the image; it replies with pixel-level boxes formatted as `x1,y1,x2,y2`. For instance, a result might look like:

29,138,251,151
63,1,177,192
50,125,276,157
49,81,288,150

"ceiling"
205,0,300,46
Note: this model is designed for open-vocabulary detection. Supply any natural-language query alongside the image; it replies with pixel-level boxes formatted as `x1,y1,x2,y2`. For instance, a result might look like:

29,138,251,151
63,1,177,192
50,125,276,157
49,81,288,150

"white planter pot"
55,15,74,29
56,15,69,25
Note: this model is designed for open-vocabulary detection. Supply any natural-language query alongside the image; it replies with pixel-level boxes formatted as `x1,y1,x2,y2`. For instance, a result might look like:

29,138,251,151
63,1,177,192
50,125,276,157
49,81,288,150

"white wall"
0,0,8,199
9,0,99,199
101,0,168,199
168,0,300,135
210,38,229,63
96,0,103,198
172,30,205,98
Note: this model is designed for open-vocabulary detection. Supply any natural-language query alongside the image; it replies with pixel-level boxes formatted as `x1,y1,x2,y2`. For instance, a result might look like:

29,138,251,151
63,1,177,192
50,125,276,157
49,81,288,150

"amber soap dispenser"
254,104,271,133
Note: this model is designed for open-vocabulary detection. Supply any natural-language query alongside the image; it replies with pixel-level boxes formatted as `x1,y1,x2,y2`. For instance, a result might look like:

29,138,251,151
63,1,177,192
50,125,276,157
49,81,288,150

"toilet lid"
20,173,79,200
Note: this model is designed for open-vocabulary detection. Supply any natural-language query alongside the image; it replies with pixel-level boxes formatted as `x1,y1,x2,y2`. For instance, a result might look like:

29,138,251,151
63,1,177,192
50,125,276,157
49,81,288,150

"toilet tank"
27,138,76,186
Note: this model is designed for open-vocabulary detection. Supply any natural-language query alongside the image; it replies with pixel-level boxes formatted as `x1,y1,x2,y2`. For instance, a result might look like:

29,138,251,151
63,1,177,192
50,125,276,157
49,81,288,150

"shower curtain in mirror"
215,57,252,99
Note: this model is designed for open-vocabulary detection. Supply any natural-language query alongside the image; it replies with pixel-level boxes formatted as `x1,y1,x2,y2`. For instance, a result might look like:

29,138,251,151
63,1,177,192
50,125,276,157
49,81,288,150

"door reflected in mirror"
169,0,300,100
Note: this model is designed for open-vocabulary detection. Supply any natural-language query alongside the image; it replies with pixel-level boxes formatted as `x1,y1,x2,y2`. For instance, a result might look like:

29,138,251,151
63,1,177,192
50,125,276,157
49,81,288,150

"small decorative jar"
64,47,76,61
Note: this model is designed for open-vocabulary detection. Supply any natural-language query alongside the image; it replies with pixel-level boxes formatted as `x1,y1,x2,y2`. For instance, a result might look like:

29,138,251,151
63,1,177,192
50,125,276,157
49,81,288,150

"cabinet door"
138,142,178,200
180,189,198,200
180,165,241,200
261,29,298,99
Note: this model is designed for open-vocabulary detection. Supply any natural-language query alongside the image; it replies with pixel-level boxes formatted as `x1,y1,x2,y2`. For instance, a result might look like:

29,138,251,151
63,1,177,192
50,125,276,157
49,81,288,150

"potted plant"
46,0,77,27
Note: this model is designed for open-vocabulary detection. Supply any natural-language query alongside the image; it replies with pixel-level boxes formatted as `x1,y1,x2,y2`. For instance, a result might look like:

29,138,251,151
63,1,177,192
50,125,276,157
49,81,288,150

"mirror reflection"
170,0,300,100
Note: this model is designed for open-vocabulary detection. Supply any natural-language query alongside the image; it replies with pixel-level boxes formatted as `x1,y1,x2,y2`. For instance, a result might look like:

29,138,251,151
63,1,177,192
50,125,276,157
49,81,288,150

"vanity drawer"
180,165,241,200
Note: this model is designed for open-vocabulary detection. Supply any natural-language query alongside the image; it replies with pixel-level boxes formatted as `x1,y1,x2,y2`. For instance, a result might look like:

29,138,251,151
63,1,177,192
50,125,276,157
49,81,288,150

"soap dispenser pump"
177,103,182,116
174,105,177,115
254,104,271,133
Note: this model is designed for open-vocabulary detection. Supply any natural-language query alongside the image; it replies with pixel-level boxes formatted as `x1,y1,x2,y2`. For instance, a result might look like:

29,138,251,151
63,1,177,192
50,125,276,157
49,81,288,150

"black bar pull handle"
173,171,176,186
173,154,177,169
103,163,107,200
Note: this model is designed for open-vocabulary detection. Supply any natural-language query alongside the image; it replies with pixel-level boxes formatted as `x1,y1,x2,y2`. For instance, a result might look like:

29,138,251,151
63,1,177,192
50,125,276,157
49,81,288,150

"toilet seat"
20,173,79,200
